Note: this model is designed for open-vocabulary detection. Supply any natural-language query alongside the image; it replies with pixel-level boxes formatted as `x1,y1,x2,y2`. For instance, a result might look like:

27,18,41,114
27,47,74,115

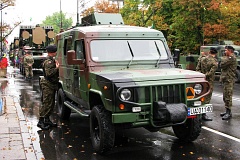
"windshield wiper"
127,41,134,68
155,41,161,67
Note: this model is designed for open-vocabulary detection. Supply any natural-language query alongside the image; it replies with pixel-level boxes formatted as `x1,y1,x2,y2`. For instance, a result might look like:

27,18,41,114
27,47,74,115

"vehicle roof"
58,25,165,38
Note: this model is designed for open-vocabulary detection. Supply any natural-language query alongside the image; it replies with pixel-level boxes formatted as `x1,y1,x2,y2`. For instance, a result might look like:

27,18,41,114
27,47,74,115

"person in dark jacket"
37,45,59,130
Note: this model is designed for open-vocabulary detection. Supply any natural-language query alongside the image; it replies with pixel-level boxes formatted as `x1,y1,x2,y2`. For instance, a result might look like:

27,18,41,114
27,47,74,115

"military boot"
220,109,227,117
222,108,232,120
37,117,50,130
45,116,57,127
202,113,213,121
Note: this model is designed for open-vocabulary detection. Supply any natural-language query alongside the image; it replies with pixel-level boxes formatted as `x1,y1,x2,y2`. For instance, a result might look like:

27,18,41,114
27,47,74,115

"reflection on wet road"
1,67,240,160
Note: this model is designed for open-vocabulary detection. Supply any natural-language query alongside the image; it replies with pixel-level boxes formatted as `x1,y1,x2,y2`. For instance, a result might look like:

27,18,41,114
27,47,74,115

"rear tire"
57,88,71,120
235,69,240,83
90,105,115,154
172,116,201,142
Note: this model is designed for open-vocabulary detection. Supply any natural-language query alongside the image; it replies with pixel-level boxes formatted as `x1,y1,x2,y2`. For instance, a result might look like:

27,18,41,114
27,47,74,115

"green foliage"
42,12,73,34
120,0,240,53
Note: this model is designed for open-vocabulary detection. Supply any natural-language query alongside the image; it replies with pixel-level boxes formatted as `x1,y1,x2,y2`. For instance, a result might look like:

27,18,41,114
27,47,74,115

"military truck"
18,25,54,74
48,13,212,154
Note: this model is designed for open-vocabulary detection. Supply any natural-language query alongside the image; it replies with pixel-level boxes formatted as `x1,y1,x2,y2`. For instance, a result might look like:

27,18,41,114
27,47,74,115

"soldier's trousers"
39,83,56,117
223,80,234,109
205,81,213,104
24,66,33,78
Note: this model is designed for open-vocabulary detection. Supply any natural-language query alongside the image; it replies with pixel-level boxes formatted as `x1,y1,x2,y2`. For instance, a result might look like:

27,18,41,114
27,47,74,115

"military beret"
225,45,235,51
46,45,57,53
210,47,217,54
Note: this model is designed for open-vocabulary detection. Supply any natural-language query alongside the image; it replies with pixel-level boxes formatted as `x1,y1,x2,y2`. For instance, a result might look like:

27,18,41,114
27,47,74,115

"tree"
1,0,21,47
42,12,73,34
82,0,119,17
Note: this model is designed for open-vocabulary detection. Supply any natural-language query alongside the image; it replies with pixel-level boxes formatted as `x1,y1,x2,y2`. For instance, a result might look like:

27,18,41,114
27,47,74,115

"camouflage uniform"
39,56,59,118
196,55,206,72
200,54,218,103
220,55,237,109
23,53,34,78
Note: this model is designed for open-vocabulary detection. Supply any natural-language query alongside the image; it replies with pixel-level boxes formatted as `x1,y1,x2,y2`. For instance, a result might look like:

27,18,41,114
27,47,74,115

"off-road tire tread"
172,116,201,142
90,105,115,154
57,88,71,120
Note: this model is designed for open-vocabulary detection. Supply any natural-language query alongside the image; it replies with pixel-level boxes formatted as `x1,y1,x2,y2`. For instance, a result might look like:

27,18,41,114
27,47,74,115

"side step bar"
64,101,90,117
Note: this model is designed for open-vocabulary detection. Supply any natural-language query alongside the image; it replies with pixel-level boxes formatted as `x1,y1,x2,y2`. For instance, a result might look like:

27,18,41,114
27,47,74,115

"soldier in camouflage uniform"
37,45,59,130
196,51,208,72
197,48,218,121
23,51,34,79
220,46,237,120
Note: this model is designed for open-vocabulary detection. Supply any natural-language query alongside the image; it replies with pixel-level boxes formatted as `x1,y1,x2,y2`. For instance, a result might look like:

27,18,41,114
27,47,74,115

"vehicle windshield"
90,40,168,62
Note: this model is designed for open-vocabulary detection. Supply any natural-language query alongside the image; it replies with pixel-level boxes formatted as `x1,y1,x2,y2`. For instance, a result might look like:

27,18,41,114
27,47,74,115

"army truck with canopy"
176,41,240,82
18,25,55,74
50,13,212,154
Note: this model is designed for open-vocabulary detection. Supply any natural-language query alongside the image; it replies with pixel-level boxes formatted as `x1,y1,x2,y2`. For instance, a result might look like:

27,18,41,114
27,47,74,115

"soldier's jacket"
201,55,218,82
41,56,59,89
23,55,34,67
220,54,237,81
196,55,206,72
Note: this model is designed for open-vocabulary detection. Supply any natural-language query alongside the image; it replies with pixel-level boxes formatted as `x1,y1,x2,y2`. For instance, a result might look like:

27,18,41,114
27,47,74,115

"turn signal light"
88,84,91,89
200,97,205,102
119,104,125,110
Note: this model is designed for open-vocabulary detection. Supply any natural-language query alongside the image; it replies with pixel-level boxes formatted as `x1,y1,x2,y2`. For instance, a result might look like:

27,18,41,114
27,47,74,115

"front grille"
133,84,186,104
152,84,186,103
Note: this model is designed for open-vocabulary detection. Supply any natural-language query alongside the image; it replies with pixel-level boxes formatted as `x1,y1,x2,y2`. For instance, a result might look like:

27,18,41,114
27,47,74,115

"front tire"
172,116,201,142
90,105,115,154
57,88,71,120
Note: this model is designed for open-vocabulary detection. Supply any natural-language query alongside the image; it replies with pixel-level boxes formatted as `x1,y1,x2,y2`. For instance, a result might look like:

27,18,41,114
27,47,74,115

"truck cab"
52,13,212,154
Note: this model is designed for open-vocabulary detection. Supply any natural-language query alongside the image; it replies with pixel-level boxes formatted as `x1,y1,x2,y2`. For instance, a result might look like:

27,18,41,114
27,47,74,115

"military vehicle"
176,41,240,82
18,25,54,74
47,13,212,154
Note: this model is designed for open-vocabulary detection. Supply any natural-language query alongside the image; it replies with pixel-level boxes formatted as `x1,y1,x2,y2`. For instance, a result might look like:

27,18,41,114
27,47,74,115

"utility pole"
60,0,62,28
76,0,80,26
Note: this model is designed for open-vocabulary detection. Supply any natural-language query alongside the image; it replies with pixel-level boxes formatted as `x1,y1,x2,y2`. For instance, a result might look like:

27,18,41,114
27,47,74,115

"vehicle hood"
92,68,205,83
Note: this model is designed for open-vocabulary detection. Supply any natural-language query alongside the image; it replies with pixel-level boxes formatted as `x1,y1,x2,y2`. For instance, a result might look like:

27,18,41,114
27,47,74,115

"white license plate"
188,104,213,116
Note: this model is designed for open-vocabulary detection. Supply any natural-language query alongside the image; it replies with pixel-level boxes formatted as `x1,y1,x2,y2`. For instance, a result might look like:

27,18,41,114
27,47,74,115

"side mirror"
67,50,84,65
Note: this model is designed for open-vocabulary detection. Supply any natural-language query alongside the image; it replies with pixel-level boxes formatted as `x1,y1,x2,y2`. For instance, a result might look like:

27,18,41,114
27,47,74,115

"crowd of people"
196,45,237,121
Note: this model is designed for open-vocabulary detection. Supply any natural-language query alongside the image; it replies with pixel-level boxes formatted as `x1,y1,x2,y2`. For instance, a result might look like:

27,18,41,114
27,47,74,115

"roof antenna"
76,0,80,26
60,0,63,28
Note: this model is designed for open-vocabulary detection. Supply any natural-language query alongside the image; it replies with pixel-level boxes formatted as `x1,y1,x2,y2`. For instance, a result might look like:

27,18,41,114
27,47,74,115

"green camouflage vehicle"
18,25,55,74
50,13,212,154
176,41,240,82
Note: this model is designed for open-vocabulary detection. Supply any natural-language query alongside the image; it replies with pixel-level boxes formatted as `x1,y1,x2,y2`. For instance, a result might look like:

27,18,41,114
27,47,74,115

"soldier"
37,45,59,130
220,46,237,120
196,51,208,72
23,51,34,79
200,47,218,121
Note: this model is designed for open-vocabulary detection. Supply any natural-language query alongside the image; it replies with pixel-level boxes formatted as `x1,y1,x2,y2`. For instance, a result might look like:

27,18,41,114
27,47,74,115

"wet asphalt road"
2,67,240,160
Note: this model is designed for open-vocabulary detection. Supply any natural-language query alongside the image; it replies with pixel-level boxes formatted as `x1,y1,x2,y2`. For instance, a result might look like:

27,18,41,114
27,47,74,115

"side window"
75,40,85,59
63,37,72,56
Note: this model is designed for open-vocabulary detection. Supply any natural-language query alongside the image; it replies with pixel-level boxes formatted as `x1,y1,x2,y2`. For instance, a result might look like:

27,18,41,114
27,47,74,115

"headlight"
120,89,131,101
194,84,202,95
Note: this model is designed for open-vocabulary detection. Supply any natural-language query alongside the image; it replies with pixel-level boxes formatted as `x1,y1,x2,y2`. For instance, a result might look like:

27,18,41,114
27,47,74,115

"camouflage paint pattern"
55,23,211,126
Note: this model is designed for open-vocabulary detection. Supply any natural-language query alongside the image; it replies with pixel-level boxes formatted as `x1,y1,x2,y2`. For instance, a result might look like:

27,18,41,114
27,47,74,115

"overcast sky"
5,0,95,43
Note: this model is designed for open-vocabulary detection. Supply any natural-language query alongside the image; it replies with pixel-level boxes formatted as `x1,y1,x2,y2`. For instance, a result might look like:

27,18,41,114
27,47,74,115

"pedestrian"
196,51,208,72
220,46,237,120
23,51,34,79
200,47,218,121
37,45,59,130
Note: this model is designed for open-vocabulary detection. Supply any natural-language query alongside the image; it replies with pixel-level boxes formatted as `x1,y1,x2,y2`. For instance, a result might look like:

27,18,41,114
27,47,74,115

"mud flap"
153,101,188,123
